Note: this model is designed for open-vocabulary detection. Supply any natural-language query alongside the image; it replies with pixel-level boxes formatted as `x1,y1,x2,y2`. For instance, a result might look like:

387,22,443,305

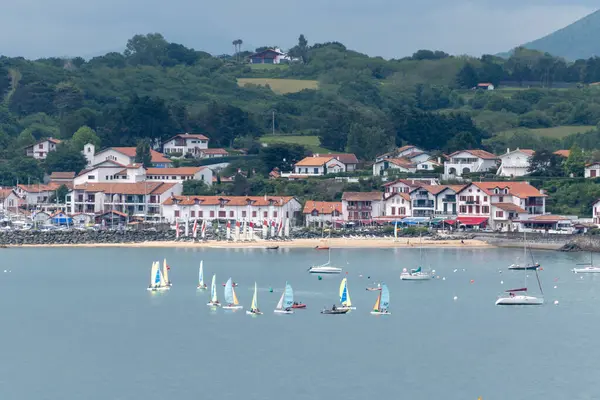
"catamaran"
197,261,207,289
495,268,544,305
274,282,294,314
147,261,170,291
370,283,391,315
509,232,540,270
223,278,243,309
338,277,356,310
400,235,433,280
308,247,342,274
572,252,600,273
161,259,172,286
207,274,221,307
246,282,263,315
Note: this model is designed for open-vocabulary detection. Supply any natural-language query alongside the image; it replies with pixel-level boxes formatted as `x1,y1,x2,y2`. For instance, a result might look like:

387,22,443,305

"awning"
444,219,457,225
457,216,489,225
401,217,430,225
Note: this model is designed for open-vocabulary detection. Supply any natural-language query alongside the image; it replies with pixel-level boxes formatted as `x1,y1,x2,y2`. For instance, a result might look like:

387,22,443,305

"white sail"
242,220,247,241
251,282,258,311
210,274,218,302
159,267,168,287
198,261,204,286
162,259,170,284
246,222,252,241
235,222,240,241
284,218,290,237
150,261,159,286
184,219,189,237
262,221,268,238
275,291,285,310
226,222,231,240
270,221,275,237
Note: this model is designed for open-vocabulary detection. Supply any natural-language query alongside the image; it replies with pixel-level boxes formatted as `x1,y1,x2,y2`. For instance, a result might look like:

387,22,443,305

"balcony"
526,201,544,207
412,200,434,208
347,205,372,211
442,196,456,203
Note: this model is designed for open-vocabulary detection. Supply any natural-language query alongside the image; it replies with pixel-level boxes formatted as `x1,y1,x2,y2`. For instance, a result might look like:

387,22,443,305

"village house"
594,199,600,226
554,150,570,158
161,195,302,224
285,156,348,178
249,48,288,64
585,163,600,178
15,183,64,207
314,154,359,172
71,213,95,227
383,178,440,194
49,172,76,187
476,83,495,90
25,138,61,159
67,182,181,216
162,133,208,156
341,192,384,221
497,148,535,177
95,210,129,228
0,188,21,214
375,145,424,162
443,149,498,178
83,143,172,168
145,167,212,185
303,201,342,227
416,158,441,172
382,192,412,219
74,162,146,185
198,148,229,158
372,158,417,176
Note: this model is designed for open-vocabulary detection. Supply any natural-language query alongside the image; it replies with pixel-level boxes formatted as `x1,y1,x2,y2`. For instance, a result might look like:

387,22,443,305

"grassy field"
249,64,289,70
237,78,319,94
259,135,330,154
497,125,595,139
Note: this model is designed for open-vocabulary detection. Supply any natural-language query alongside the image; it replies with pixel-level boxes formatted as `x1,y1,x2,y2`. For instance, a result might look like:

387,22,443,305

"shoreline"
5,237,492,249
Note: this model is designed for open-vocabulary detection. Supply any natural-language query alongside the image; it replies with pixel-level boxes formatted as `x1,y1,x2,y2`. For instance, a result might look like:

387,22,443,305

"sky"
0,1,597,60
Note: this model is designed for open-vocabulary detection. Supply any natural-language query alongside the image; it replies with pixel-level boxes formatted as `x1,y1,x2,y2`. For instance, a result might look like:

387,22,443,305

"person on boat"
284,307,291,312
509,292,515,297
332,304,337,311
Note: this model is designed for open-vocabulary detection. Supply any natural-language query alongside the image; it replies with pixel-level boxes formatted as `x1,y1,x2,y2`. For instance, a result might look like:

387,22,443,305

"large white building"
341,192,384,221
162,133,229,159
443,149,498,178
25,138,61,160
161,195,302,224
83,144,173,168
497,148,535,177
303,201,342,227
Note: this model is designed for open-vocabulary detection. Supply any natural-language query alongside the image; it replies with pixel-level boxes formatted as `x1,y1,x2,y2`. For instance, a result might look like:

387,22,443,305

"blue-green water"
0,247,598,400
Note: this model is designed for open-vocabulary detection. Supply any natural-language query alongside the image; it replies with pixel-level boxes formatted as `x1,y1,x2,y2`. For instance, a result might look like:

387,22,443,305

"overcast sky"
0,1,597,59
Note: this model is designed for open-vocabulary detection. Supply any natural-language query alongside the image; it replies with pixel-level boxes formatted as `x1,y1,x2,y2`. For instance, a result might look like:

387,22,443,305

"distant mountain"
517,9,600,61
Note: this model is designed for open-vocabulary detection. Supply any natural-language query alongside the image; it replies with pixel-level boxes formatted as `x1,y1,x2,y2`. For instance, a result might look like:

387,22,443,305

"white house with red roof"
497,148,535,177
585,162,600,178
372,158,417,176
341,192,384,221
15,183,64,206
383,178,440,195
375,145,424,162
443,149,498,178
83,143,172,168
161,133,229,159
249,48,288,64
303,201,343,227
286,155,348,178
0,188,21,213
382,192,412,219
25,138,61,159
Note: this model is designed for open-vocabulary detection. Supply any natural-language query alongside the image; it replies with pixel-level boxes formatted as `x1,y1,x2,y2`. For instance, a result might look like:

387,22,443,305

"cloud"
0,1,596,59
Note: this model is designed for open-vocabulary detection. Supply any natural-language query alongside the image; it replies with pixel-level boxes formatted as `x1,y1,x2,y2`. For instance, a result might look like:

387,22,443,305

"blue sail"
154,268,161,285
380,284,390,309
284,282,294,308
411,266,422,274
224,278,234,304
340,283,348,304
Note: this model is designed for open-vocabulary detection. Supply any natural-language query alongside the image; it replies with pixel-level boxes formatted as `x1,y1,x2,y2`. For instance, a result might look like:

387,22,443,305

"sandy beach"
8,237,492,249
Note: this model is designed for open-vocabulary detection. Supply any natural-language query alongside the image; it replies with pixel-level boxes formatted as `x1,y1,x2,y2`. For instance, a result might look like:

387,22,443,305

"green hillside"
520,9,600,61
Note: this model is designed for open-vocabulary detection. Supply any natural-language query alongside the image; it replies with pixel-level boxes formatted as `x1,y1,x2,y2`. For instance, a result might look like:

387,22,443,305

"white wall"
585,165,600,178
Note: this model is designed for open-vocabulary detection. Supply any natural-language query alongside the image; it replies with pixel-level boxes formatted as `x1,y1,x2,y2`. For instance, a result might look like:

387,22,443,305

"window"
209,211,215,217
274,211,278,218
242,211,247,218
460,196,466,201
496,211,504,218
198,211,203,217
400,207,406,215
88,175,94,180
459,206,467,213
499,196,504,202
483,196,488,202
504,188,509,194
218,211,226,218
39,143,44,149
138,205,144,211
286,212,289,218
263,211,268,218
494,188,499,194
174,210,180,217
313,168,318,174
229,211,234,217
482,206,490,214
391,207,396,215
311,210,318,216
332,210,339,217
252,211,257,218
191,211,195,217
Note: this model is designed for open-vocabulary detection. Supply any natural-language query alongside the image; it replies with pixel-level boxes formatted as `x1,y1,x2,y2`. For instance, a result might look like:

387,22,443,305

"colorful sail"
210,274,218,302
251,282,258,311
151,261,160,286
373,291,381,312
158,267,167,287
262,220,268,238
232,287,239,305
192,219,198,238
224,278,234,304
162,259,170,284
380,284,390,310
339,278,351,307
411,266,422,274
201,220,206,239
198,261,204,286
283,282,294,308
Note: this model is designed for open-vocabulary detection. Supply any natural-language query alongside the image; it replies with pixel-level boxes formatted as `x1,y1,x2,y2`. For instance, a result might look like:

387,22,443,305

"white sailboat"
370,283,391,315
274,282,294,314
207,274,221,307
223,278,243,309
308,247,342,274
338,277,356,310
495,268,544,305
509,231,540,270
161,259,172,286
400,234,433,280
572,252,600,273
147,261,170,291
197,260,207,289
246,282,263,315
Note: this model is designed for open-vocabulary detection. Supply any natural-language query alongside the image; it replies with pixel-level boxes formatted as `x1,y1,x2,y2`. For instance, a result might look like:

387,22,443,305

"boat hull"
207,302,222,307
572,268,600,273
274,309,294,314
321,309,349,314
495,296,544,305
508,265,539,270
308,267,342,274
370,311,391,315
291,304,306,309
147,286,170,291
366,287,381,291
246,310,263,315
400,273,432,281
223,305,244,310
197,285,207,290
338,306,356,310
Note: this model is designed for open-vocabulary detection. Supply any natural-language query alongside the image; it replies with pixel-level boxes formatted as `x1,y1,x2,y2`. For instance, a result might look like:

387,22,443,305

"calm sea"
0,246,598,400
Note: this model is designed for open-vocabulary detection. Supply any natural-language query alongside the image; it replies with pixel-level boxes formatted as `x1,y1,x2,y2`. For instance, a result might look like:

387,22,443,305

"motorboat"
308,265,342,274
400,267,433,280
321,307,349,315
291,302,306,309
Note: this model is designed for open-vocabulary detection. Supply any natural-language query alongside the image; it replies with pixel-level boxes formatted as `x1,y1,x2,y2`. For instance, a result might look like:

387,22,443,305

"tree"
528,150,565,177
48,184,70,204
456,63,479,89
259,143,308,172
346,123,393,160
288,34,309,63
182,180,215,195
124,33,169,66
71,126,101,151
563,144,586,177
14,129,37,149
135,140,152,168
231,173,250,196
44,143,87,174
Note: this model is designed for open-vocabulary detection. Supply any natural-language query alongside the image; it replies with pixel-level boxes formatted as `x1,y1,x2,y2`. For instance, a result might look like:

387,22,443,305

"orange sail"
373,292,381,312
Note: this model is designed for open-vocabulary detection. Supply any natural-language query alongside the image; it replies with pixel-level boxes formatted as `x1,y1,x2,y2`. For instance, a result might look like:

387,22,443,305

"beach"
8,237,491,249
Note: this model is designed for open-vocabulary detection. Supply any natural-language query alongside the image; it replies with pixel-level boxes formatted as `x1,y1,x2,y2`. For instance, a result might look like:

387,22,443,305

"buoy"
453,269,458,273
269,287,273,293
453,296,458,301
3,270,6,273
554,300,559,305
345,271,348,274
539,267,544,271
442,277,446,281
359,274,363,278
470,279,474,284
367,276,371,279
554,285,557,289
500,280,504,284
318,276,322,280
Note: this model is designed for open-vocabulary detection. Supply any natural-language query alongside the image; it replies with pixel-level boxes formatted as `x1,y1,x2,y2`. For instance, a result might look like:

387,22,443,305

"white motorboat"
308,265,342,274
572,253,600,273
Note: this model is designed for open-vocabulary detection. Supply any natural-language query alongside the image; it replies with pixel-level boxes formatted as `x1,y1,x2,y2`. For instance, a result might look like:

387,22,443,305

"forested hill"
5,33,600,186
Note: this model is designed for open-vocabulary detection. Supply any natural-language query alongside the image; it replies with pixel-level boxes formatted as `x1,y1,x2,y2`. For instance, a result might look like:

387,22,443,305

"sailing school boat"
207,274,221,307
147,261,170,291
246,282,263,315
197,261,207,289
223,278,243,309
338,278,356,310
370,283,391,315
274,282,294,314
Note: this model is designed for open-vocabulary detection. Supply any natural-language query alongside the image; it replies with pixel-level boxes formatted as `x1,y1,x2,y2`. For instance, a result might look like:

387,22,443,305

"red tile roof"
385,192,411,202
554,150,570,158
382,178,436,187
342,192,383,201
448,149,498,160
201,148,229,155
0,188,17,200
164,133,209,142
162,195,296,207
49,172,75,179
17,183,63,193
492,203,527,213
387,158,416,168
146,167,206,176
316,153,359,165
73,182,178,195
303,201,342,214
295,156,335,167
460,181,545,198
527,214,570,222
108,147,172,164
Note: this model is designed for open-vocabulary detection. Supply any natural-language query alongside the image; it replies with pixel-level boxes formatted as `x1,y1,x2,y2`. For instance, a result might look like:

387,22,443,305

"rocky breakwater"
0,230,177,246
558,236,600,252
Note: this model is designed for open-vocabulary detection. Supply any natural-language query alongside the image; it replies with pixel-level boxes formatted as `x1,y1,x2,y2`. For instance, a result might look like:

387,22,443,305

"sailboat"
338,277,356,310
495,268,544,305
572,252,600,273
308,246,342,274
223,278,243,309
274,282,294,314
147,261,170,291
400,234,433,280
370,283,391,315
197,261,207,289
161,259,172,286
246,282,263,315
509,231,540,270
206,274,221,307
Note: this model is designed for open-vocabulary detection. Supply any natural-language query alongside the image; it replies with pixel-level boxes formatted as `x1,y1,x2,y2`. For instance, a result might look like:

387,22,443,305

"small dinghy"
266,245,279,250
291,302,306,309
370,284,391,315
147,261,170,291
321,307,349,315
222,278,243,310
274,282,294,314
197,261,207,290
246,282,263,315
207,274,221,307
